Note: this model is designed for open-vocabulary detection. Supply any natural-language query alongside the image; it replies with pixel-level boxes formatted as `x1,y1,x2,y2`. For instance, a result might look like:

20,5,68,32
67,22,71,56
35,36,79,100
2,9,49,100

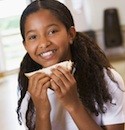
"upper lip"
37,48,56,55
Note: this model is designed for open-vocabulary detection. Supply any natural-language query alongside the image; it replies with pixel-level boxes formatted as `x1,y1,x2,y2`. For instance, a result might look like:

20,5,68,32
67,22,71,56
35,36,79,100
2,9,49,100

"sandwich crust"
25,60,73,77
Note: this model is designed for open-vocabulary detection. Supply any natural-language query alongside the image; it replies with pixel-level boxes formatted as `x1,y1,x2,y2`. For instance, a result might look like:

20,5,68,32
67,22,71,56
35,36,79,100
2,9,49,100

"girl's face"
24,9,76,67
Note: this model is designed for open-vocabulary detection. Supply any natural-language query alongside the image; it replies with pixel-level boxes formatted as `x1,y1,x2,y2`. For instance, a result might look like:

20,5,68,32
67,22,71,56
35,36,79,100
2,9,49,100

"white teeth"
41,51,53,57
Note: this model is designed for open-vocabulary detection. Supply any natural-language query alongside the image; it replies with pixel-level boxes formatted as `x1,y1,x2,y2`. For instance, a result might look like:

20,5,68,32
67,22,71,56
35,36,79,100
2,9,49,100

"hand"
28,72,51,118
50,66,81,111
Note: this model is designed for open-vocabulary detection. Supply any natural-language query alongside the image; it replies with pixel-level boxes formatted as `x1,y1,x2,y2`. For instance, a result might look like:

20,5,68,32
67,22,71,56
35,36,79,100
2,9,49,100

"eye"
28,34,37,41
48,29,58,35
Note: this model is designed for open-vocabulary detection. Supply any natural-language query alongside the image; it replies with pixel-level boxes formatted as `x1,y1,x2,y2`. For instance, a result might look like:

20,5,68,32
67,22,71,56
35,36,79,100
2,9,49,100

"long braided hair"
17,0,116,129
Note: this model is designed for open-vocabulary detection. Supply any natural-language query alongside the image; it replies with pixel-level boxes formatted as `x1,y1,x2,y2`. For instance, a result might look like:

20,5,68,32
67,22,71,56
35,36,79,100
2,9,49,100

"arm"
102,124,124,130
68,100,103,130
50,66,125,130
68,100,124,130
28,73,52,130
50,66,103,130
35,114,51,130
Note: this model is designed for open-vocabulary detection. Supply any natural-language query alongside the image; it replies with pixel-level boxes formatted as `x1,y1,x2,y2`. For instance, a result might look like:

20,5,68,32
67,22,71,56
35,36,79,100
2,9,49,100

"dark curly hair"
17,0,116,129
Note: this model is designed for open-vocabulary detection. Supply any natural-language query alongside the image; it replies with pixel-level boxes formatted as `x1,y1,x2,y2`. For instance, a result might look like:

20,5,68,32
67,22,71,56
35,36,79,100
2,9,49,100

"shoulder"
103,68,125,92
100,68,125,125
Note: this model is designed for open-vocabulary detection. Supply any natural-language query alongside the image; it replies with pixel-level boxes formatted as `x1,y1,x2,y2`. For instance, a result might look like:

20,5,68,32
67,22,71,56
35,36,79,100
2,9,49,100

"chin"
40,60,60,68
39,58,69,68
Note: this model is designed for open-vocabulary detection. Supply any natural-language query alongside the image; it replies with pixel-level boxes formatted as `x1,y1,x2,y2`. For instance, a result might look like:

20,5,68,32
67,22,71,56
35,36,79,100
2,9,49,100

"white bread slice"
25,60,73,77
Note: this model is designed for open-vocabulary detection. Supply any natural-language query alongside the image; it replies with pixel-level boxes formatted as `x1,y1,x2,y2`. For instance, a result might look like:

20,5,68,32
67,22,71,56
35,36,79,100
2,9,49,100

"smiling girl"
17,0,125,130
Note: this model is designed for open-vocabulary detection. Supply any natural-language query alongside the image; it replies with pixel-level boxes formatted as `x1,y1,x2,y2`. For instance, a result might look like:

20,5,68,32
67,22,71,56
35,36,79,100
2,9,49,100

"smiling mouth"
40,49,56,59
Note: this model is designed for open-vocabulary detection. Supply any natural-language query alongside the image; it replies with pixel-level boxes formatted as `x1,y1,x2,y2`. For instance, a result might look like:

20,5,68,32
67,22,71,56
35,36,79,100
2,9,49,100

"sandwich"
25,60,73,77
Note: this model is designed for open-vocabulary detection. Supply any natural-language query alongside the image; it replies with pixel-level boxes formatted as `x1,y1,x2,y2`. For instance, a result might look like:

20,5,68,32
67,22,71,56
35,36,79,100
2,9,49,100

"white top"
20,68,125,130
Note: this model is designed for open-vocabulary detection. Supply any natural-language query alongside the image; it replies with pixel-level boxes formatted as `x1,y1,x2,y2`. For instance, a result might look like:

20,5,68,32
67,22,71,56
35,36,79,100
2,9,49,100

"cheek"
58,40,71,57
25,43,36,53
55,35,70,47
59,39,70,50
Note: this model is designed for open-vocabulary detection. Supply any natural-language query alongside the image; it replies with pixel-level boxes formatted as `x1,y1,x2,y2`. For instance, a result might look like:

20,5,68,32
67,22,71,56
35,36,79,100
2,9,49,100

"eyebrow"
25,30,36,36
25,23,59,36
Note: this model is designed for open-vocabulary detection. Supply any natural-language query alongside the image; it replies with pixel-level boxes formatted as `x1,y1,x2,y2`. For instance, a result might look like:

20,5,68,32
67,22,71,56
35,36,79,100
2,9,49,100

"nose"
38,36,51,48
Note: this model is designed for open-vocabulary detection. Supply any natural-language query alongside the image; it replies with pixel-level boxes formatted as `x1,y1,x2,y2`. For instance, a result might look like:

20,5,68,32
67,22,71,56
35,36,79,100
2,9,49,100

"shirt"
20,68,125,130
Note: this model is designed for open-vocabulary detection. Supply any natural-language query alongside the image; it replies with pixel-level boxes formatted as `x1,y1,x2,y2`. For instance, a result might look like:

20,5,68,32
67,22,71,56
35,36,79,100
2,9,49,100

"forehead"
25,9,62,27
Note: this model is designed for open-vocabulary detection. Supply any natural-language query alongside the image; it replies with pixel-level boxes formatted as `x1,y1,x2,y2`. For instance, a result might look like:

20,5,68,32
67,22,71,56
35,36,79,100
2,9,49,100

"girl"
17,0,125,130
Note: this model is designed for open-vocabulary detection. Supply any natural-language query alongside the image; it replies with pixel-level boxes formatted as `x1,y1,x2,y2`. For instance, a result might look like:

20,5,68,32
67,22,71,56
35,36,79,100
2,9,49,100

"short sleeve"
101,68,125,125
20,91,31,130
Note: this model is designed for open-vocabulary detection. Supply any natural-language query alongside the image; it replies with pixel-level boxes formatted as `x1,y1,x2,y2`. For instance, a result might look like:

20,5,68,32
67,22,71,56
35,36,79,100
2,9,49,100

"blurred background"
0,0,125,130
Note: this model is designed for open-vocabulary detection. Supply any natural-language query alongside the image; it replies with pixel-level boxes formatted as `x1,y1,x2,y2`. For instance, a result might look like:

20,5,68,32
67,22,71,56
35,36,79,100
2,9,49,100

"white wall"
85,0,125,30
63,0,125,31
0,0,27,18
64,0,89,31
0,35,5,72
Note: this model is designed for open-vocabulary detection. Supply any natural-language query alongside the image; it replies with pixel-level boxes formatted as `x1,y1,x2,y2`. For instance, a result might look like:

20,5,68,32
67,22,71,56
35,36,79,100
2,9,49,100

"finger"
50,69,66,91
28,73,49,94
51,67,76,95
50,79,61,96
39,81,51,99
56,66,76,89
51,67,72,89
34,76,50,97
56,66,74,81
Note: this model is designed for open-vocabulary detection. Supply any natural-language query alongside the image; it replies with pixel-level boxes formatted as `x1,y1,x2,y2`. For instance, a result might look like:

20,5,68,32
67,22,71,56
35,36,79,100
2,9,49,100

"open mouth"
40,49,56,59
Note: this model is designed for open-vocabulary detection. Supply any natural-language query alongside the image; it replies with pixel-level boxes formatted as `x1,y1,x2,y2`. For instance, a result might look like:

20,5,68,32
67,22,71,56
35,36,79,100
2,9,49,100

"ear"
69,26,76,44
